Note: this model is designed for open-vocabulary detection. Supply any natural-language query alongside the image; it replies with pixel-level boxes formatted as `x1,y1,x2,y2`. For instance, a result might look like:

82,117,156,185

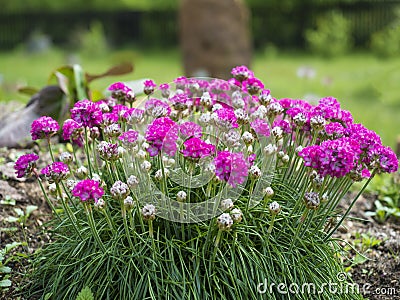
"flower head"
41,162,70,183
214,151,248,187
72,179,104,203
14,153,39,178
143,79,156,95
31,116,60,140
231,65,253,82
62,119,84,147
70,99,103,128
97,141,120,161
145,117,177,157
181,137,215,161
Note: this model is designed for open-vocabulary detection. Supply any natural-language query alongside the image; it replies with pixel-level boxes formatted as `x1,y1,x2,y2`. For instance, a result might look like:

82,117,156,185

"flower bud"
264,144,277,156
242,131,254,146
155,168,169,181
59,152,73,164
264,187,274,199
127,175,139,188
141,161,152,172
269,201,281,215
142,204,156,221
48,183,57,196
124,196,134,210
220,198,234,211
304,192,320,210
281,154,290,164
66,179,76,191
75,166,88,179
94,198,106,210
110,180,130,200
217,213,233,231
250,165,262,179
230,208,243,223
176,191,187,202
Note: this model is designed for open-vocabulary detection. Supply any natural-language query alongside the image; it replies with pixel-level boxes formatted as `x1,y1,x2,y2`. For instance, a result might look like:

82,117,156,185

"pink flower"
72,179,104,203
145,98,171,118
214,107,238,130
143,79,156,95
244,77,264,95
214,151,248,187
14,153,39,178
231,65,253,82
62,119,84,147
145,117,177,157
179,122,203,139
41,162,69,182
119,130,139,147
181,138,215,160
31,116,60,140
123,108,144,124
251,119,270,137
70,99,103,128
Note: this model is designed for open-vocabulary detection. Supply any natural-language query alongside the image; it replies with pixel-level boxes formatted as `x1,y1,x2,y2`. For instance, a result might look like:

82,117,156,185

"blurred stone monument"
180,0,252,79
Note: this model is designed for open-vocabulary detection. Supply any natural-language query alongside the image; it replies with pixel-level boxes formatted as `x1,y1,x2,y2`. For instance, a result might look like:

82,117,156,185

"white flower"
141,161,152,172
269,201,281,215
264,187,274,199
110,181,130,199
127,175,139,188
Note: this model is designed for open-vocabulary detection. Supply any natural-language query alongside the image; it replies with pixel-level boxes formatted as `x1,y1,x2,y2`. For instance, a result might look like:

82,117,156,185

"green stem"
267,214,276,234
47,138,55,162
324,174,375,241
37,178,61,221
56,183,83,240
84,203,106,251
122,203,134,249
84,127,93,177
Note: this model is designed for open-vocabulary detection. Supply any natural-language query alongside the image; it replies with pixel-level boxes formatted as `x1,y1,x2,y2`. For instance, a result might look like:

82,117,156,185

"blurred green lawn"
0,48,399,148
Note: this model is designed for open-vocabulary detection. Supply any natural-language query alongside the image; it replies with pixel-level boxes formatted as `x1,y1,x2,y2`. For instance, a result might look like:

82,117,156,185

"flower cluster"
214,151,249,187
181,137,215,161
70,99,103,128
41,162,70,183
14,153,39,178
72,179,104,203
31,116,60,140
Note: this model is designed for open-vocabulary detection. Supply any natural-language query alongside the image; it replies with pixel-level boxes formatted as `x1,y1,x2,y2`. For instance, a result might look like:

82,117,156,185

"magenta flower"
272,119,291,135
324,122,345,139
299,137,362,178
102,112,119,125
370,145,399,173
244,77,264,95
123,108,144,124
14,153,39,178
210,79,230,94
112,104,129,117
214,151,248,187
169,93,191,111
179,122,203,139
108,82,135,103
62,119,84,147
144,79,156,95
70,99,103,128
250,119,270,137
145,117,177,157
41,161,70,182
97,141,120,161
119,129,139,148
72,179,104,203
31,116,60,140
145,98,171,118
174,76,188,90
181,137,215,160
231,65,253,82
159,83,170,98
213,107,238,130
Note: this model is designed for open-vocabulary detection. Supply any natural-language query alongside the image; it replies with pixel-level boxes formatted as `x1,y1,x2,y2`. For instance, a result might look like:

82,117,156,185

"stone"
180,0,252,79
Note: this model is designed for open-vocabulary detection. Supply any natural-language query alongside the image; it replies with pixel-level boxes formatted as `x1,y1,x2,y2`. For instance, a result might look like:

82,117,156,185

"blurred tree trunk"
179,0,252,79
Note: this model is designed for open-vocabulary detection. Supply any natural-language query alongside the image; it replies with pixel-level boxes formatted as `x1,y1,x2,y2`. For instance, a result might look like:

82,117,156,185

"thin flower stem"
84,127,93,177
84,203,106,252
55,183,83,240
47,139,55,162
37,178,61,221
121,203,134,249
267,214,276,234
324,174,375,241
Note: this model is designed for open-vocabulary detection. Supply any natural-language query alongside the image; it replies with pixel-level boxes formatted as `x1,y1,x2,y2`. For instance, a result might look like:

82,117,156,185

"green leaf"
76,286,94,300
0,266,12,273
353,253,368,265
13,208,24,217
5,216,19,223
44,293,53,300
25,205,38,216
0,196,16,206
0,279,12,287
0,227,18,233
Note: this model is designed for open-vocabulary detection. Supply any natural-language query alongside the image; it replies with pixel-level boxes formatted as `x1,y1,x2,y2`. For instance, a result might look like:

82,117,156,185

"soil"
0,147,399,300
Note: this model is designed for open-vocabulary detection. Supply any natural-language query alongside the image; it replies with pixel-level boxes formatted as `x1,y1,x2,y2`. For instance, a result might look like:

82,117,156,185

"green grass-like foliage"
27,178,362,300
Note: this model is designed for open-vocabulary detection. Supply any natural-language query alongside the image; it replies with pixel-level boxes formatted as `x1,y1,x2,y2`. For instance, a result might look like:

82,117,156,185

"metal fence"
0,2,399,51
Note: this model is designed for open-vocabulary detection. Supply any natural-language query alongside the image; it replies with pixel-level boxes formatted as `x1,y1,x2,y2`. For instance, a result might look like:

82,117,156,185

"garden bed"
1,147,399,300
